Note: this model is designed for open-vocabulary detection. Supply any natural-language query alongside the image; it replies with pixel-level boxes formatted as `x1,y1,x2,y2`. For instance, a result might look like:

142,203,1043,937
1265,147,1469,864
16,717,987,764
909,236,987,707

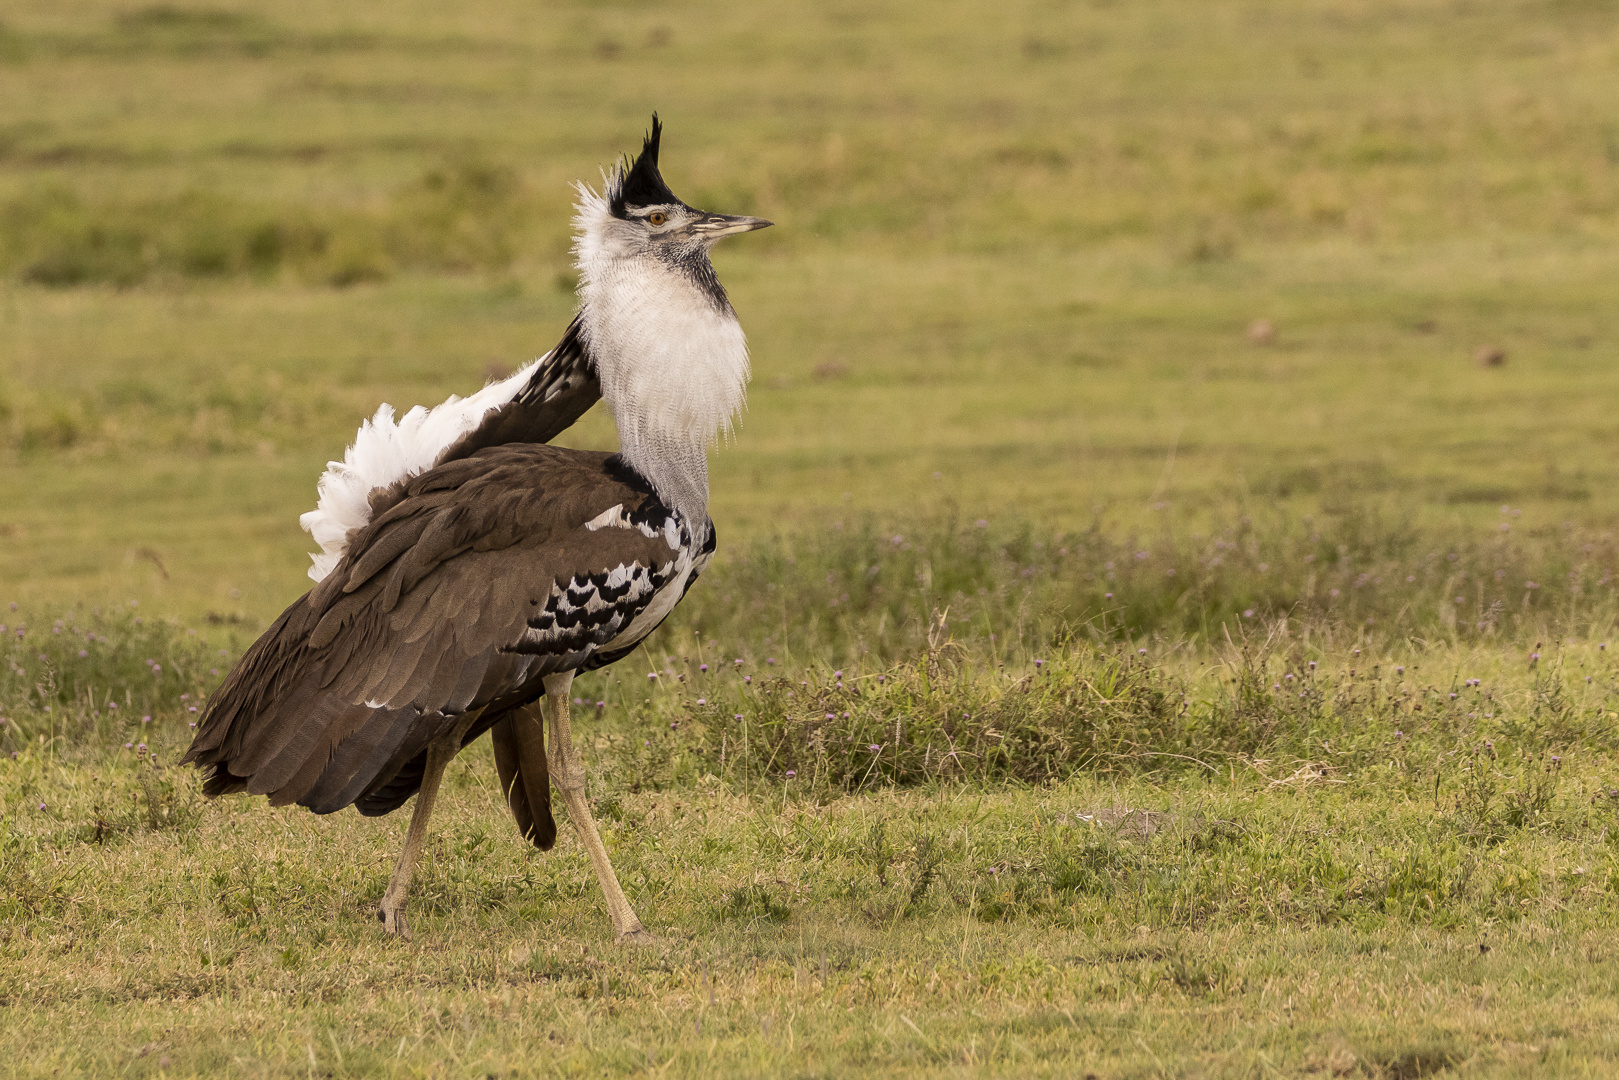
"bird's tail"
491,705,557,850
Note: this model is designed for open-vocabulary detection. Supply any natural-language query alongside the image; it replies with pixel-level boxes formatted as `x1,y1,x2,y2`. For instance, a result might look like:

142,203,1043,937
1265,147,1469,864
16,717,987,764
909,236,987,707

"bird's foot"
616,926,657,946
378,902,412,942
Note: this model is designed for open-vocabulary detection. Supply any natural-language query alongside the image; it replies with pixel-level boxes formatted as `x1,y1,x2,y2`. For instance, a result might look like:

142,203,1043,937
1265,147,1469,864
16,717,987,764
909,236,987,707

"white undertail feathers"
299,360,540,582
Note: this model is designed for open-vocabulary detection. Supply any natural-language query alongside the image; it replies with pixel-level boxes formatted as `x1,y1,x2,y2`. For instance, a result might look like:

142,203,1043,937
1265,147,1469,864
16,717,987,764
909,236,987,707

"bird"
182,115,771,943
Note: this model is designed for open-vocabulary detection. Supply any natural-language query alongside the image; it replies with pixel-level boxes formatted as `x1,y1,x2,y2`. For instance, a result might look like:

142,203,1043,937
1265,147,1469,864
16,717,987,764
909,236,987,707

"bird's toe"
380,905,413,942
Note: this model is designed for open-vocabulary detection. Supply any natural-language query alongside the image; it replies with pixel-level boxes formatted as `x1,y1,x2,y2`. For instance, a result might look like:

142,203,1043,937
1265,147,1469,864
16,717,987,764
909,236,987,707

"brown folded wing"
183,445,686,826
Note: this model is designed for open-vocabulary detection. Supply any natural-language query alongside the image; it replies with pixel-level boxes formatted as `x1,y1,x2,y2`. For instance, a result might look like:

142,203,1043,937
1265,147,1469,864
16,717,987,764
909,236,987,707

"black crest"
611,114,680,217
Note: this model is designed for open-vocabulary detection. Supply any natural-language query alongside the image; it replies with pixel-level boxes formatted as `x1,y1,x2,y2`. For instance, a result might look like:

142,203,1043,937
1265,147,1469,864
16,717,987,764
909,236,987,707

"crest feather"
608,114,678,216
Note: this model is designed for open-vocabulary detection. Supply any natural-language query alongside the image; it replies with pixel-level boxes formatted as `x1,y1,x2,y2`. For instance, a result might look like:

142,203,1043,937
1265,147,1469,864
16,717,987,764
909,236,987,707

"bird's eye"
648,211,667,226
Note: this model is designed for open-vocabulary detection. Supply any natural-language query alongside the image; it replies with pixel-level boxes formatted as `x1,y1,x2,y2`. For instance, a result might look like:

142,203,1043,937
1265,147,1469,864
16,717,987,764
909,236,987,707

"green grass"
6,610,1619,1076
5,0,1619,1073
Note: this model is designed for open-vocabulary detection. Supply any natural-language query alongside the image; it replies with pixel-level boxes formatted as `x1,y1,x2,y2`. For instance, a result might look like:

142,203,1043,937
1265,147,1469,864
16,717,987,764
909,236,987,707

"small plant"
133,756,203,833
1451,744,1563,846
718,883,791,924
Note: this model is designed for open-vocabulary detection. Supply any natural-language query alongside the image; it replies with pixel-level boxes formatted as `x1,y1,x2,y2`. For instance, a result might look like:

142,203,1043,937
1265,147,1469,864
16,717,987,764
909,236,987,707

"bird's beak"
692,213,773,239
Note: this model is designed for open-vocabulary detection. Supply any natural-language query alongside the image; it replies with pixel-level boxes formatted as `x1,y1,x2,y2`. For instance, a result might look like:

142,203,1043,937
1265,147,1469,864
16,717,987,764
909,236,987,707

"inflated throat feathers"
571,183,750,528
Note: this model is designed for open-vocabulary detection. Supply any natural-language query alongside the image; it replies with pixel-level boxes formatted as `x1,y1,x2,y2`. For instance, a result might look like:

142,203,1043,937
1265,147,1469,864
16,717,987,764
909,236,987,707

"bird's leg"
378,713,477,941
542,671,652,943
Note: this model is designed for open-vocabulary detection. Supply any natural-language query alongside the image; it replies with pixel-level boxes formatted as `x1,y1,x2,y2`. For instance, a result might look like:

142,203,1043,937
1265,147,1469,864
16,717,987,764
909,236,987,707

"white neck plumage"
572,186,750,527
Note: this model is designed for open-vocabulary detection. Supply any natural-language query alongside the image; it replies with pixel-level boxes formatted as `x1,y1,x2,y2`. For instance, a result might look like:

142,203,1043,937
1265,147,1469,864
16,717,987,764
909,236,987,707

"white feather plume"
298,360,540,582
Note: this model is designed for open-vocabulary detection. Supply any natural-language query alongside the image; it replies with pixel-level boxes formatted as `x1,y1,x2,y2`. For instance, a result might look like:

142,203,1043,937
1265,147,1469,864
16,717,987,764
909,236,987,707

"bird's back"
183,443,714,817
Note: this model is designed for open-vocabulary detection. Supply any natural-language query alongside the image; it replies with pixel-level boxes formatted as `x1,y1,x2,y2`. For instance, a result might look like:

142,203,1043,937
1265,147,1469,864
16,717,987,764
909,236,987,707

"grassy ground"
5,0,1619,1074
5,611,1619,1077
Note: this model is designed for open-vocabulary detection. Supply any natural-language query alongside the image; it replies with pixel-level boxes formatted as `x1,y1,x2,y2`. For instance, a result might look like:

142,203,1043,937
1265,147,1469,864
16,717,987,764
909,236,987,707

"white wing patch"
583,504,630,531
516,561,662,652
583,503,659,538
507,516,713,663
299,357,546,583
601,548,699,652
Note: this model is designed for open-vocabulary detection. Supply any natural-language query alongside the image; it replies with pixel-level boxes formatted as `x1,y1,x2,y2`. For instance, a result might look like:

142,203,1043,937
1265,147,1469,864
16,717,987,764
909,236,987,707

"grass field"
2,0,1619,621
7,611,1619,1076
4,0,1619,1075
